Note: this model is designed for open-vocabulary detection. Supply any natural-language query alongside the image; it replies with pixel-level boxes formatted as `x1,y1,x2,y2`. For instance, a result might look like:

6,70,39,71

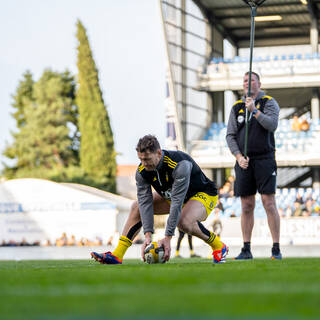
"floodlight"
255,15,282,22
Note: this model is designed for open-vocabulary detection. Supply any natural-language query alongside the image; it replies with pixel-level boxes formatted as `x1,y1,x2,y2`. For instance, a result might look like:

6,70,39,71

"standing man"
226,71,282,260
175,230,200,258
91,135,228,264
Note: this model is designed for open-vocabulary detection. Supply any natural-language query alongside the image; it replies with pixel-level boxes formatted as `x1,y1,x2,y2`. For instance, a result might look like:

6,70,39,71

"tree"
12,70,34,129
2,71,34,175
76,20,117,192
3,69,78,177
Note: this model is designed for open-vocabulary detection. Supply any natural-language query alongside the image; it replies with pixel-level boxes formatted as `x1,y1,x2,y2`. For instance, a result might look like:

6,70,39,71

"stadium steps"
277,167,311,188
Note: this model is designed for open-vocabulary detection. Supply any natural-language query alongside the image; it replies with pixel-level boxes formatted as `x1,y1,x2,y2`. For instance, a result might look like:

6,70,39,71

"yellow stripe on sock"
112,235,133,260
206,232,223,250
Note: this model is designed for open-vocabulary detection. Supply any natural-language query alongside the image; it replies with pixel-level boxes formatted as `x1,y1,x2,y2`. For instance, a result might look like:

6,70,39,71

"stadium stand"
218,187,320,218
160,0,320,190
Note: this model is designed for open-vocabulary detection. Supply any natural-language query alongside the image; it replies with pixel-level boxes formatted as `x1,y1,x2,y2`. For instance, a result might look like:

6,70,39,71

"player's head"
243,71,261,97
136,135,162,171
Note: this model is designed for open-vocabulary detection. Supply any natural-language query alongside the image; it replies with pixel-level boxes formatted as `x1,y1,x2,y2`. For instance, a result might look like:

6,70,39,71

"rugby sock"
244,242,251,251
112,235,132,260
197,221,223,250
190,249,195,255
175,250,180,257
272,242,280,254
206,232,224,250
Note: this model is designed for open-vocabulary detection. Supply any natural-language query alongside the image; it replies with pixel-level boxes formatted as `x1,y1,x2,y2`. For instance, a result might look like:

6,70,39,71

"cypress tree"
76,20,117,192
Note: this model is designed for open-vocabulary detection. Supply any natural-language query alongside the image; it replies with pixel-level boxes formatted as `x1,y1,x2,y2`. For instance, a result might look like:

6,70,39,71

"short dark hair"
136,135,161,153
244,71,260,82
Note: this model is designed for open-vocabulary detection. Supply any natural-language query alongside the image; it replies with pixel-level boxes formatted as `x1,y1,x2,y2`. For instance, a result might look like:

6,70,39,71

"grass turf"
0,257,319,320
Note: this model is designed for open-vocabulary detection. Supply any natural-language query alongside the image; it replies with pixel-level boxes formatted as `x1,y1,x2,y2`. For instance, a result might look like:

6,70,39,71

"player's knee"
263,201,277,215
177,219,191,234
242,203,254,215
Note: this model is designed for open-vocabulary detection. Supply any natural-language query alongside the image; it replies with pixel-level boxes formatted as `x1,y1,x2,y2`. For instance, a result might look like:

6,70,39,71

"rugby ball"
144,241,166,264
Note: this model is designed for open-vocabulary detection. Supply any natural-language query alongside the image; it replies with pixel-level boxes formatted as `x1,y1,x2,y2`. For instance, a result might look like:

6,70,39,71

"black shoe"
234,248,253,260
271,248,282,260
190,253,200,258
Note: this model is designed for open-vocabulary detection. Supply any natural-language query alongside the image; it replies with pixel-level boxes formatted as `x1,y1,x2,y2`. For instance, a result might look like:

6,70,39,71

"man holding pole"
226,71,282,260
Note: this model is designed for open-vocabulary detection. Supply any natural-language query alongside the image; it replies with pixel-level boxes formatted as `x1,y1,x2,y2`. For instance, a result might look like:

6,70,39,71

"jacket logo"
161,189,172,200
153,177,157,181
237,115,245,123
166,172,169,182
239,109,244,113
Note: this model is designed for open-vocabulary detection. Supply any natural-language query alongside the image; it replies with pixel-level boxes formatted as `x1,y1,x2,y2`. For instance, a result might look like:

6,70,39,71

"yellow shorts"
189,192,218,216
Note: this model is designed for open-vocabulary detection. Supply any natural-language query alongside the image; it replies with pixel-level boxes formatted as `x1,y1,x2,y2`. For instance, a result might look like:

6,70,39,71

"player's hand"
141,232,152,261
237,155,249,169
158,236,172,262
245,97,255,112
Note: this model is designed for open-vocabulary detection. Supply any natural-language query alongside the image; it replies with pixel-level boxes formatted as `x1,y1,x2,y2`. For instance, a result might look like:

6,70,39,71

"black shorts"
234,157,277,197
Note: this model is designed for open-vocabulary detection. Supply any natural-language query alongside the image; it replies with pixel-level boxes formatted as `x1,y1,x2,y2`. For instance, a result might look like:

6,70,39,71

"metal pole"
244,5,256,158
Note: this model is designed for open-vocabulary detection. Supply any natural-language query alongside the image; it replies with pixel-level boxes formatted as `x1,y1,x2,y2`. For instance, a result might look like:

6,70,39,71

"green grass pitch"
0,257,319,320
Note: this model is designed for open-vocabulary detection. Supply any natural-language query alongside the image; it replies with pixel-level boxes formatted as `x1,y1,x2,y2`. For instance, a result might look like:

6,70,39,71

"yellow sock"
206,232,223,250
112,235,132,260
175,250,180,256
190,249,194,255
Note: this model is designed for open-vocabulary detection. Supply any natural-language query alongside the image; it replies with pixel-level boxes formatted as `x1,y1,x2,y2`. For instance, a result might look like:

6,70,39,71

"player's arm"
159,160,192,261
226,107,249,168
166,160,192,236
226,107,241,156
255,98,280,132
136,170,154,260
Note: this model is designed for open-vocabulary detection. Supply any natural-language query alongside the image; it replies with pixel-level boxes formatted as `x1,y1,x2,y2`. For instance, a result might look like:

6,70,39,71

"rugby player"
91,135,228,264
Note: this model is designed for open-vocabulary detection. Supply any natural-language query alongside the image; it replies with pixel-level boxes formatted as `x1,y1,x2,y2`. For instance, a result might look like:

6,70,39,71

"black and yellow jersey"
138,149,217,202
227,91,279,159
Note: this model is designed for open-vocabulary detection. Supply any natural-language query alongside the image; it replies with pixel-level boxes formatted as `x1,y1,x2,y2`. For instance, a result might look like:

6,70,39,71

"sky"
0,0,166,170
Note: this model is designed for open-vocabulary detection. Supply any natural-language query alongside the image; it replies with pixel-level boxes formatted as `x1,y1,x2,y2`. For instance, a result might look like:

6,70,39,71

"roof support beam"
307,0,319,53
212,1,312,10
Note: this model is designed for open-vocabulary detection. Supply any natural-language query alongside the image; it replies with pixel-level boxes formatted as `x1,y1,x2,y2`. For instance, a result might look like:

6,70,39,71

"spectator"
291,115,301,131
295,193,304,205
313,205,320,216
219,183,232,199
300,121,310,131
293,201,303,217
67,235,76,246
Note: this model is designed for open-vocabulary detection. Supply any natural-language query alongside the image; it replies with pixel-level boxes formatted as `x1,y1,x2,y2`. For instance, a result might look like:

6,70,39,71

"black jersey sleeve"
136,169,154,234
165,160,192,236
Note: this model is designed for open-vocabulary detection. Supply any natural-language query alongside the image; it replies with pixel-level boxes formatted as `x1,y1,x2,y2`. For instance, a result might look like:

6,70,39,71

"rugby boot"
91,251,122,264
234,248,253,260
271,248,282,260
212,243,228,263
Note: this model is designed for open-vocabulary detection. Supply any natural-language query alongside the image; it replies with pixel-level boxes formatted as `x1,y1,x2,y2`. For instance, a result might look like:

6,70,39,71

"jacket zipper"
156,170,162,186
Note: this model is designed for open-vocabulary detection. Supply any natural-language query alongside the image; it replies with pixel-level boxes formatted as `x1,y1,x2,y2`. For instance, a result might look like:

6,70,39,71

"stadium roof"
193,0,320,48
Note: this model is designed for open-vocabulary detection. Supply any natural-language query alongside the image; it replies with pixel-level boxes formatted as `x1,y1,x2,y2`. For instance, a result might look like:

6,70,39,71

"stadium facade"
159,0,320,189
